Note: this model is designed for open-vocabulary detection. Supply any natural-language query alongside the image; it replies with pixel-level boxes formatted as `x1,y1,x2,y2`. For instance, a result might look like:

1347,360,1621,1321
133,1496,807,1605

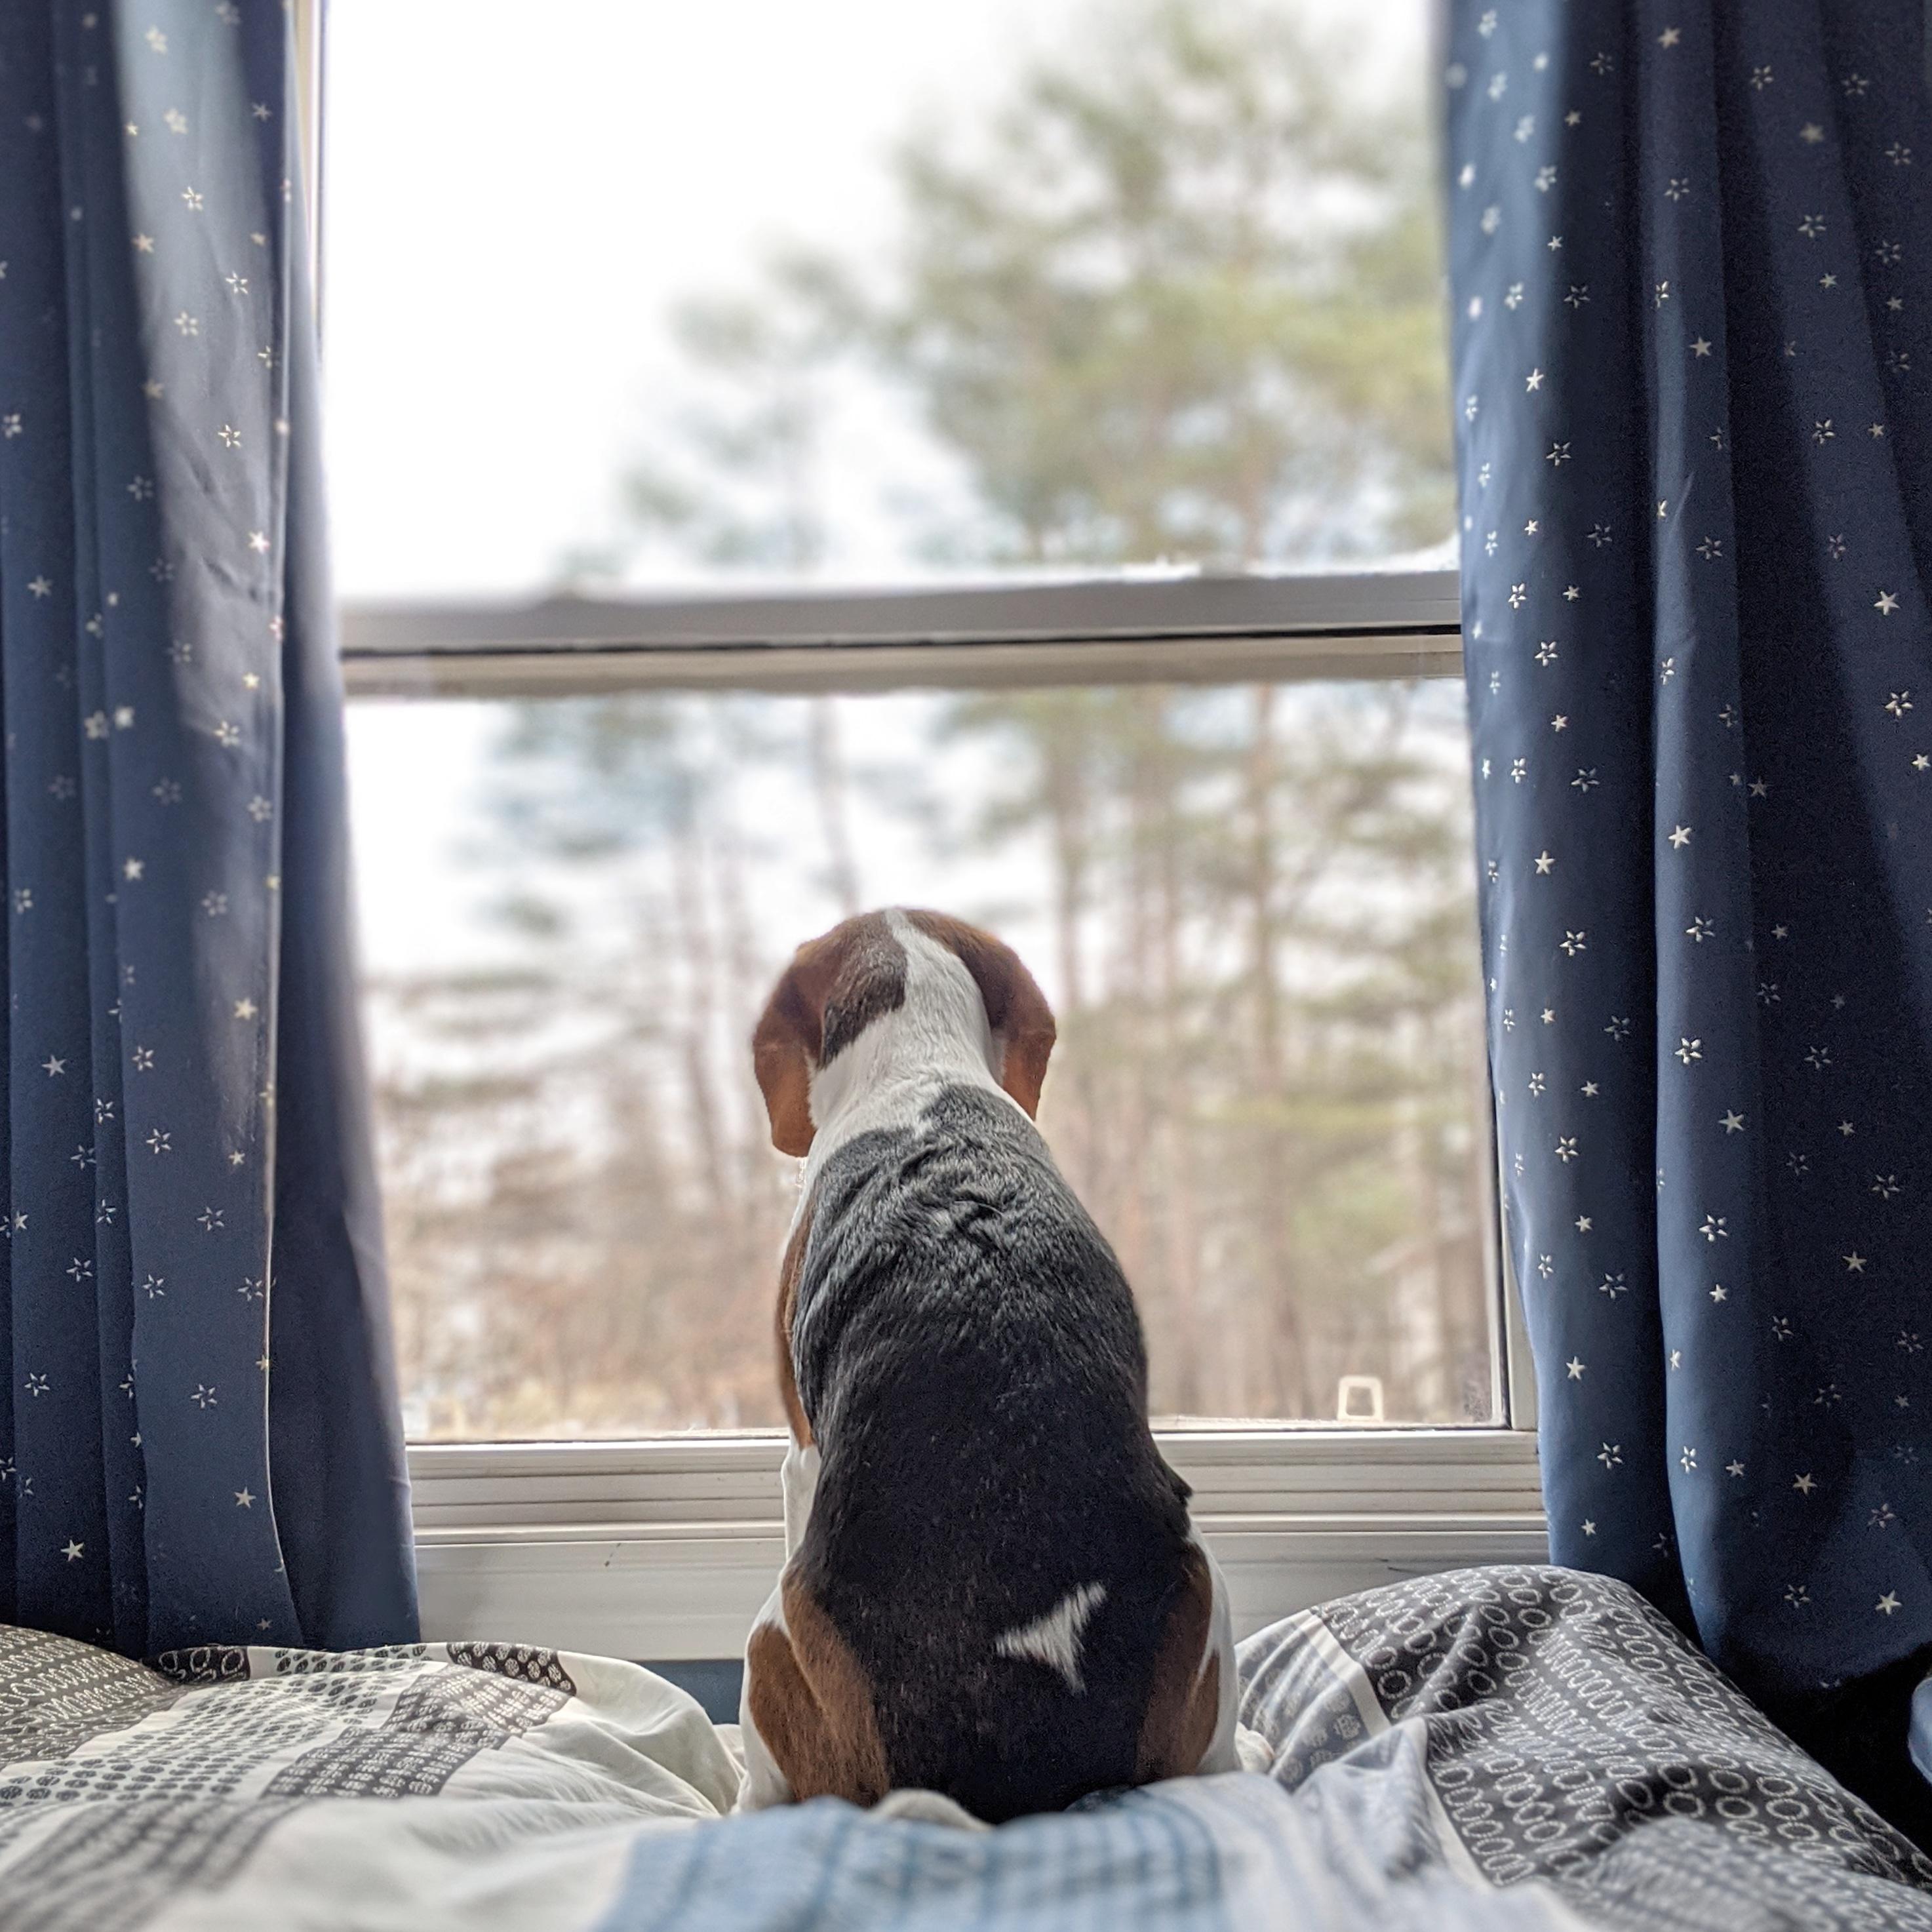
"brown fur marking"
751,913,909,1157
1134,1543,1221,1783
903,908,1057,1116
774,1192,816,1445
745,1570,891,1805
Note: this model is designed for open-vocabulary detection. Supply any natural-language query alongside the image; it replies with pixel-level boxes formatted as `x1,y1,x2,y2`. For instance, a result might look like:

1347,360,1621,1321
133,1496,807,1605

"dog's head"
751,909,1056,1156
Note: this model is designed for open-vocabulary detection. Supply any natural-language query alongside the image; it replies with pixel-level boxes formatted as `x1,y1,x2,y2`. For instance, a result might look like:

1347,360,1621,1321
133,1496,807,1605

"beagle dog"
736,908,1242,1823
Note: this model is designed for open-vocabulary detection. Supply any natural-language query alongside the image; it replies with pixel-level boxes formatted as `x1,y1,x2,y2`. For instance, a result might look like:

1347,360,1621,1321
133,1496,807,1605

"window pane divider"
340,568,1462,698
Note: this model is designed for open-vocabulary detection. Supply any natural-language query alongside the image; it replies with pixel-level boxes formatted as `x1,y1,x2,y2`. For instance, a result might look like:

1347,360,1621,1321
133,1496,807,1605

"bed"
1,1565,1927,1931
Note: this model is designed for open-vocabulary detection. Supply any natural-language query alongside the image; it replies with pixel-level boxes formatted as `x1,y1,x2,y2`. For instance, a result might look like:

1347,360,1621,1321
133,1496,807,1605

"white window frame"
405,1426,1542,1663
307,1,1545,1660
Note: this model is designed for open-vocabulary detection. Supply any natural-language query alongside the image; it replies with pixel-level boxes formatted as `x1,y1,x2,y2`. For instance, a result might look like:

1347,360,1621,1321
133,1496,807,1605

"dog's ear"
753,950,823,1158
905,911,1057,1118
753,915,913,1156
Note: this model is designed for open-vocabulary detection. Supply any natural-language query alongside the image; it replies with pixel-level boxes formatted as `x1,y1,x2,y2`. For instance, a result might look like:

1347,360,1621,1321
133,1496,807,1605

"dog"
736,908,1242,1823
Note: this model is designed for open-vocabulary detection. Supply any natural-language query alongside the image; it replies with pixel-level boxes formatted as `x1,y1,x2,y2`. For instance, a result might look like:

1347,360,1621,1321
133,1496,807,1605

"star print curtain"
1448,0,1932,1752
0,2,416,1655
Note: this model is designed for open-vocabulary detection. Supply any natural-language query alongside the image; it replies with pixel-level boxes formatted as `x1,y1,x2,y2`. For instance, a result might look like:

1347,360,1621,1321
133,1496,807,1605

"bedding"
0,1566,1926,1931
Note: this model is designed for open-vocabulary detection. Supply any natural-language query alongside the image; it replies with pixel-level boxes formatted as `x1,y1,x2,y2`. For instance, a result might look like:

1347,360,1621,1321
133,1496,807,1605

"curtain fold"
1447,0,1932,1726
0,0,416,1655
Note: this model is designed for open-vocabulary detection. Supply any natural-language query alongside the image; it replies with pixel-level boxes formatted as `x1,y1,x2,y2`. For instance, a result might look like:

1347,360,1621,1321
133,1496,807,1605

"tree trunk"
806,698,863,918
1244,684,1309,1418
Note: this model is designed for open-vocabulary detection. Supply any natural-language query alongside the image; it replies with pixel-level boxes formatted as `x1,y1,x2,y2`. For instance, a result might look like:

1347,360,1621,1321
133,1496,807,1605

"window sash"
338,568,1460,698
344,568,1545,1644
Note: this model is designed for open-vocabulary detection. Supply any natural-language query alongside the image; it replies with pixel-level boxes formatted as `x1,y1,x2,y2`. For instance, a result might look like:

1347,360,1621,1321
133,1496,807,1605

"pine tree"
371,0,1487,1435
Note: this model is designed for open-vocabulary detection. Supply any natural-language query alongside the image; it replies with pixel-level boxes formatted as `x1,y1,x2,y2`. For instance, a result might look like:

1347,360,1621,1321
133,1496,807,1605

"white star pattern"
1443,18,1932,1650
0,12,325,1651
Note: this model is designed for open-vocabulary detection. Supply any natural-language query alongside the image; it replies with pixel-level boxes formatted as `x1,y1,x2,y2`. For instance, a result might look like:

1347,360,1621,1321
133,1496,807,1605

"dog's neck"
798,911,1014,1199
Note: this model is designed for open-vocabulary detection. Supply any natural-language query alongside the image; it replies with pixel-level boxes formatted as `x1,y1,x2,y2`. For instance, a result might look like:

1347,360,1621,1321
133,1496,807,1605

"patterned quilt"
0,1566,1926,1931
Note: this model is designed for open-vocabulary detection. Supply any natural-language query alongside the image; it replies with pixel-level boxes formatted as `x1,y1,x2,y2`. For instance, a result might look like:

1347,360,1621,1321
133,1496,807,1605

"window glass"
349,678,1495,1438
320,0,1450,601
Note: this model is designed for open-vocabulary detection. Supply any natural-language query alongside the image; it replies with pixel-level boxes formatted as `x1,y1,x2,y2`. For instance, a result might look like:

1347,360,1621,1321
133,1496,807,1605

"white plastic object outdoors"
1335,1376,1386,1425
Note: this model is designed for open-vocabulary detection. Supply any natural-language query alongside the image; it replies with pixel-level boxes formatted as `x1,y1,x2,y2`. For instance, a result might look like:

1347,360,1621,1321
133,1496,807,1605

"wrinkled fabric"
0,0,414,1655
1446,0,1932,1710
6,1568,1931,1931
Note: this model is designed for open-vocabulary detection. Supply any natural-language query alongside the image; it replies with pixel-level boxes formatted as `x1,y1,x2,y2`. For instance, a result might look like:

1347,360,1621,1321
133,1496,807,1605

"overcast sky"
321,0,1430,602
325,0,1098,601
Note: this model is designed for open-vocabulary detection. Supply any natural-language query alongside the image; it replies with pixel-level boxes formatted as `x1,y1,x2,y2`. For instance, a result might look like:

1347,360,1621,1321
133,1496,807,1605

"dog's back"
791,1084,1210,1821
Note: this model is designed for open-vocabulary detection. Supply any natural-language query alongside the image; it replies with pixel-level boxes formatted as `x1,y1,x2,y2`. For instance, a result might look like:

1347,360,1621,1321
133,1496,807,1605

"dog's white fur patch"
994,1581,1107,1694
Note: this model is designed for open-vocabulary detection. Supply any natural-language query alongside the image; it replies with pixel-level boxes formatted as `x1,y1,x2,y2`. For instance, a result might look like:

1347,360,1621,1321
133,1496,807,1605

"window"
319,0,1545,1651
353,664,1494,1440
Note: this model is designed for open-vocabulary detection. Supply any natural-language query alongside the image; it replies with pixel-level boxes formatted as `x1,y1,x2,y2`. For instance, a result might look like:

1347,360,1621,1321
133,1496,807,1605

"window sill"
407,1428,1548,1659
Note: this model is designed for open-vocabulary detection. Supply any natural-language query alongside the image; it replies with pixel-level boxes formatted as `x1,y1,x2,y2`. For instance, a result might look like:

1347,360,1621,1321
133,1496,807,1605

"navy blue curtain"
0,1,416,1655
1448,0,1932,1754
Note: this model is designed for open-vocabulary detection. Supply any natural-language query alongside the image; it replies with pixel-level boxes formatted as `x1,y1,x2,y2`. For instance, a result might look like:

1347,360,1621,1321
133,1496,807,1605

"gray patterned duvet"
0,1566,1927,1931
